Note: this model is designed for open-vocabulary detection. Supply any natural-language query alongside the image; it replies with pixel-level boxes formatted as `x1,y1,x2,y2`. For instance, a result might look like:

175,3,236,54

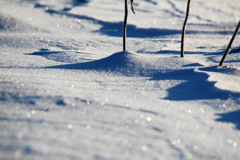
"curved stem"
123,0,128,51
181,0,191,57
219,20,240,66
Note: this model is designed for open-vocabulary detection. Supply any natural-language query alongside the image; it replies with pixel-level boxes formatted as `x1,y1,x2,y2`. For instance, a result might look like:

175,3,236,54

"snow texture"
0,0,240,160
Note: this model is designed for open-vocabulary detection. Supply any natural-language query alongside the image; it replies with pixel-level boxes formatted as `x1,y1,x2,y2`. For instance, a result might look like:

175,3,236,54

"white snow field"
0,0,240,159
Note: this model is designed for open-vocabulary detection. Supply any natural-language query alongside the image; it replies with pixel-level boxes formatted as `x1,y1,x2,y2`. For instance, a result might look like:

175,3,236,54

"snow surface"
0,0,240,159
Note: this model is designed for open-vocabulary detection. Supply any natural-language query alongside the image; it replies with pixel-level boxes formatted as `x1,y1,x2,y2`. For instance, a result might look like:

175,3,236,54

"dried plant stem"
219,20,240,66
123,0,128,51
181,0,191,57
130,0,135,14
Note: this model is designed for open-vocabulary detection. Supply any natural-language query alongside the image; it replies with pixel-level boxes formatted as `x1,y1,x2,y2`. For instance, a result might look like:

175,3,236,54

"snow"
0,0,240,159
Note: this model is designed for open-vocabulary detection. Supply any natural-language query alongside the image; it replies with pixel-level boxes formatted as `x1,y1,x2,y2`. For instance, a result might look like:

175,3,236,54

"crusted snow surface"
0,0,240,160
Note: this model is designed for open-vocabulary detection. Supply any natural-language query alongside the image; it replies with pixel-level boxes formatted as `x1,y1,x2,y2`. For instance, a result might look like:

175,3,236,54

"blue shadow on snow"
34,0,90,11
151,68,240,101
44,9,233,38
41,51,240,101
216,109,240,130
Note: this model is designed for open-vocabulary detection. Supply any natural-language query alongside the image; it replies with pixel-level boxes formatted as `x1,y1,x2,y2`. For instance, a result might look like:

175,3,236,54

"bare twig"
123,0,128,51
181,0,191,57
123,0,135,51
219,20,240,67
130,0,135,14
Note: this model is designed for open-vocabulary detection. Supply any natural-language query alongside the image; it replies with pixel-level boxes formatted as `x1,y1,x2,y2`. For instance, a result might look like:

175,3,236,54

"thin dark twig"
123,0,135,51
123,0,128,51
219,20,240,67
130,0,135,14
181,0,191,57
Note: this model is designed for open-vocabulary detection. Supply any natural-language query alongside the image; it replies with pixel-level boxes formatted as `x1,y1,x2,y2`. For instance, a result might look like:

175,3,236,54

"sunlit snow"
0,0,240,160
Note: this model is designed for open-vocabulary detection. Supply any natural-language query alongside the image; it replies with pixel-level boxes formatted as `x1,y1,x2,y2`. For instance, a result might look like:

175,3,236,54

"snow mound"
46,51,189,76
